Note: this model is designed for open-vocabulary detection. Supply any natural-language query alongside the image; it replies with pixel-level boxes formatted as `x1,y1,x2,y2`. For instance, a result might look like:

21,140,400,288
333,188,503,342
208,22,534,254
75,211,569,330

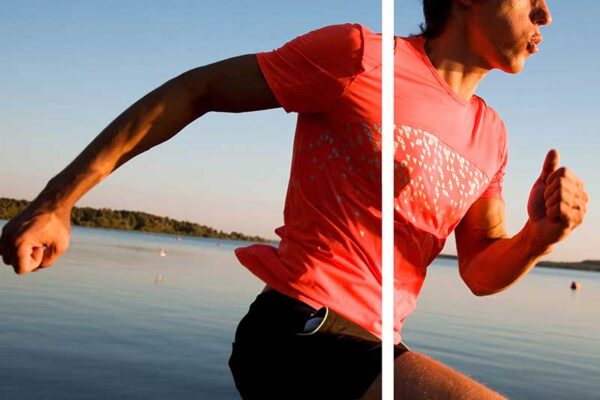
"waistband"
254,289,393,345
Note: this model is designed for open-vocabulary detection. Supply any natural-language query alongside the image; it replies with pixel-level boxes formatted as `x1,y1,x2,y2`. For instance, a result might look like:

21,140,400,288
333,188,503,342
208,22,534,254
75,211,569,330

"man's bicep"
455,198,508,265
177,54,281,114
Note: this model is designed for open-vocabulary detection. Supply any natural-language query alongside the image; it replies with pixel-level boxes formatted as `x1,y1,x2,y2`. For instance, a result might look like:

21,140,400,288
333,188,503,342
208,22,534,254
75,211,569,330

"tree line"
0,197,270,243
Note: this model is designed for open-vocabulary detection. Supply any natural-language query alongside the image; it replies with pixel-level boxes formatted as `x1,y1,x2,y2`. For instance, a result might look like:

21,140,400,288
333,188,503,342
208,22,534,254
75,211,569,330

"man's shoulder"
473,95,508,136
288,23,375,52
268,23,382,75
395,35,424,57
474,96,504,121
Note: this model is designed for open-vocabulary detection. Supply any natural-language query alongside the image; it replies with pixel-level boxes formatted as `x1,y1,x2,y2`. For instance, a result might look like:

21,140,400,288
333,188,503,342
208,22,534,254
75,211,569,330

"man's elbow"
466,283,498,297
459,268,502,297
162,67,213,117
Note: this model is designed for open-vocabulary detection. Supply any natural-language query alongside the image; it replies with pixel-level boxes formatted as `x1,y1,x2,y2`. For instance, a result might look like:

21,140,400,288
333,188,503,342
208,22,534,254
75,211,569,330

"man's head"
421,0,552,73
420,0,452,40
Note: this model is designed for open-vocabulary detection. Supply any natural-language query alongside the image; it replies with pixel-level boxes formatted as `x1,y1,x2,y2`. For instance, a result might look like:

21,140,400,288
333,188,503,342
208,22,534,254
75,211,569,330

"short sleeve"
256,24,379,113
479,127,509,201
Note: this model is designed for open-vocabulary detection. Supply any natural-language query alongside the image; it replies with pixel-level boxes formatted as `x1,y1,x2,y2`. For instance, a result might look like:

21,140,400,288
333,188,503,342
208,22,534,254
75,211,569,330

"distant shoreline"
436,254,600,272
0,197,271,243
2,197,597,270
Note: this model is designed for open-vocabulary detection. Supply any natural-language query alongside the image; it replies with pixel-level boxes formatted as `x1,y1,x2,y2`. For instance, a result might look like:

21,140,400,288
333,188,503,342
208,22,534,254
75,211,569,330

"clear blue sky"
1,1,597,260
0,0,379,238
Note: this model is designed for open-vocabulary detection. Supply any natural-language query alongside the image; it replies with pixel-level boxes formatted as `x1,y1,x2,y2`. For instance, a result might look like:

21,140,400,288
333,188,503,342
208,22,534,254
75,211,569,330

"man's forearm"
459,220,553,296
34,73,206,210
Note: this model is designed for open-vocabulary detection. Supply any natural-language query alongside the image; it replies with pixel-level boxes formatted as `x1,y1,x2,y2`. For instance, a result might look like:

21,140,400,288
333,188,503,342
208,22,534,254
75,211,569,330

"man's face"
466,0,552,73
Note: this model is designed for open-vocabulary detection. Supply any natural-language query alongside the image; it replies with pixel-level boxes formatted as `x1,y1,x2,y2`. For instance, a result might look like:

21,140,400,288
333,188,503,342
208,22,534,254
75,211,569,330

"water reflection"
0,224,598,399
403,259,600,399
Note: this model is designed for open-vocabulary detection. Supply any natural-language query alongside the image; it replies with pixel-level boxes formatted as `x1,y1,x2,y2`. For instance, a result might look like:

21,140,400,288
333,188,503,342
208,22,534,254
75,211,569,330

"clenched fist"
0,203,71,275
527,149,588,248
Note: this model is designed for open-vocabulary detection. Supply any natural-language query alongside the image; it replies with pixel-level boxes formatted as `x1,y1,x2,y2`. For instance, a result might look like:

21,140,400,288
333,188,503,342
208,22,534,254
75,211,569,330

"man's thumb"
539,149,559,183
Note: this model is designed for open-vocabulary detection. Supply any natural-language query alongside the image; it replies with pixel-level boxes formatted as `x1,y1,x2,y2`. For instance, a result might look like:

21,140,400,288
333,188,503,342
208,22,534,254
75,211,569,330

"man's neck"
423,26,491,102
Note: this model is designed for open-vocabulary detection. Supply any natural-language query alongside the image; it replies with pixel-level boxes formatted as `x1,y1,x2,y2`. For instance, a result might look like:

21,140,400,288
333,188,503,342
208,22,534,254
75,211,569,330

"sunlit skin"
0,1,590,399
464,0,550,73
425,0,552,100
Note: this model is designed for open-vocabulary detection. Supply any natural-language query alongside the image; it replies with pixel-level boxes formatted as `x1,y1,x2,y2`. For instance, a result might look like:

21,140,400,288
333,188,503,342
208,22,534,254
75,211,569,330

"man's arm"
0,54,279,274
34,55,278,208
456,149,588,296
455,198,548,296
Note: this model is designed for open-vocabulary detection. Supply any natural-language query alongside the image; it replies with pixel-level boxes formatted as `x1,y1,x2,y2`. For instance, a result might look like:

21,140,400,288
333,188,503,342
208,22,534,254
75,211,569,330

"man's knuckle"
559,203,569,216
55,243,67,255
559,176,571,188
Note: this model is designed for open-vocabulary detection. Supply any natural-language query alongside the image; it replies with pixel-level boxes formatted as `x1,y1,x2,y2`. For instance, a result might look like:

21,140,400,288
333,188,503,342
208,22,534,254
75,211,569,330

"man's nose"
532,0,552,26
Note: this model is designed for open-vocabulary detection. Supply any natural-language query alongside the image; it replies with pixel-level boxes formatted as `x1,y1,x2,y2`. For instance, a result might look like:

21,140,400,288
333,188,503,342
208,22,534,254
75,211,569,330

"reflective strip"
297,307,329,335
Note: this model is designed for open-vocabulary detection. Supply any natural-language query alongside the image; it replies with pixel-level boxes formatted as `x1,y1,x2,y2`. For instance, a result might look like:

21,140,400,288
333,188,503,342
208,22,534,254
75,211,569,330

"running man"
0,0,588,399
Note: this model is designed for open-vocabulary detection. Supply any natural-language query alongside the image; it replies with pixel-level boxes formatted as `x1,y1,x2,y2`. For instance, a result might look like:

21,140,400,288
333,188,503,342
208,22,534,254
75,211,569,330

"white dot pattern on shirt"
395,125,490,234
298,122,491,239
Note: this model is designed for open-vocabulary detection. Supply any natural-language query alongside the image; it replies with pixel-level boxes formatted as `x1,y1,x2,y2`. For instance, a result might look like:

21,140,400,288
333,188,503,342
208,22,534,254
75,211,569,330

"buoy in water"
570,281,581,290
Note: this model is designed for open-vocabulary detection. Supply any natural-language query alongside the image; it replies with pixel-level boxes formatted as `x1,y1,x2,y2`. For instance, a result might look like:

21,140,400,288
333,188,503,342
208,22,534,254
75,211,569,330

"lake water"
1,223,598,399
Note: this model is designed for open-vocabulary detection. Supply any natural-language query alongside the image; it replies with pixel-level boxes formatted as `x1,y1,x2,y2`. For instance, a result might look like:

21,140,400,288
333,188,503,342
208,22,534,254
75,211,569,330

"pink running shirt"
235,24,508,343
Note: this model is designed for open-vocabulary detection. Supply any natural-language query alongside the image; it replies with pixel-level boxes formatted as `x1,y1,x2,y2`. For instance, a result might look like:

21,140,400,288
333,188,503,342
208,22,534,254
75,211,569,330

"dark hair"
419,0,453,39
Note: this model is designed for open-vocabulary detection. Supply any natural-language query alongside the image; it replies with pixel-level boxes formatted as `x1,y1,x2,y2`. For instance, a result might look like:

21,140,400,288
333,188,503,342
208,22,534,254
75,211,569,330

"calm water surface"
1,223,598,399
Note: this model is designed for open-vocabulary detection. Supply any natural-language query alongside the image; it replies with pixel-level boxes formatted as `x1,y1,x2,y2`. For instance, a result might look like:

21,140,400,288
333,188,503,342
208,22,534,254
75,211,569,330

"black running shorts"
229,290,409,399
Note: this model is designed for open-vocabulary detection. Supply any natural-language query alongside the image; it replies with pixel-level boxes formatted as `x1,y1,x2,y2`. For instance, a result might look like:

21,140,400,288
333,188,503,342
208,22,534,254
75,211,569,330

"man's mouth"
527,35,543,53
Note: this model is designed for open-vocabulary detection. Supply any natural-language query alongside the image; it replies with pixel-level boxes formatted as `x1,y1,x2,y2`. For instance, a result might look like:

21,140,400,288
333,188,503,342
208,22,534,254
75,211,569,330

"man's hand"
527,149,588,249
456,148,589,296
0,203,71,275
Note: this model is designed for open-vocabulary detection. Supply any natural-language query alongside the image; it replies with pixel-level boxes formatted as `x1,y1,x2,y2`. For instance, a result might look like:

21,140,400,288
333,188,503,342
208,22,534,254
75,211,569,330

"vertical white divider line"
381,0,395,399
